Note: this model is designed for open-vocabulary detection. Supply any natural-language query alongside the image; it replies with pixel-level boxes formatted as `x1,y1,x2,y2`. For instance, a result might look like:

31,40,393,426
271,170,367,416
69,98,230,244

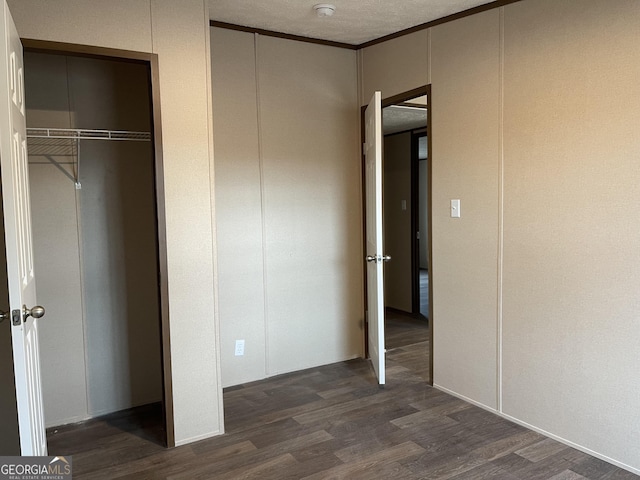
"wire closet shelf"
26,128,151,141
26,128,152,189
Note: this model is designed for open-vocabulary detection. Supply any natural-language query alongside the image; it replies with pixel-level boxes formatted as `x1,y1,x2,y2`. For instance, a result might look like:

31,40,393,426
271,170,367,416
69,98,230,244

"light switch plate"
451,199,460,218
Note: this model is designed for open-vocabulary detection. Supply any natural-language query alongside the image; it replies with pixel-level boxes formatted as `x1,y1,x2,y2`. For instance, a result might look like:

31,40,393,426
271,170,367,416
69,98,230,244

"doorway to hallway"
379,85,432,384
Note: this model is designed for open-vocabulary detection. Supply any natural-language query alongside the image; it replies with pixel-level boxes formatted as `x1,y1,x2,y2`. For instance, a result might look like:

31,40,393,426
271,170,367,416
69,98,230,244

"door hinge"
12,309,21,326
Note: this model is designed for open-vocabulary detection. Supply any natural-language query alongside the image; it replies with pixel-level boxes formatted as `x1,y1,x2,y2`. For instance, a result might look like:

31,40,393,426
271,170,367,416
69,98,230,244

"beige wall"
211,28,363,387
10,0,640,470
361,30,430,104
210,28,265,386
362,0,640,473
9,0,222,445
431,8,501,410
501,0,640,469
383,132,412,312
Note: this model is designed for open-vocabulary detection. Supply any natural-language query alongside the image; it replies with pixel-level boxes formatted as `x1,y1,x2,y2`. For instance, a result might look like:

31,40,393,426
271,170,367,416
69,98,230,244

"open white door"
0,0,47,456
364,91,387,386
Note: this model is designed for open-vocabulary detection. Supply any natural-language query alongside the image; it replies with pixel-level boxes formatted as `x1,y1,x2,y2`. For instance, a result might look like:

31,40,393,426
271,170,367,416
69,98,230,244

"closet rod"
26,128,151,141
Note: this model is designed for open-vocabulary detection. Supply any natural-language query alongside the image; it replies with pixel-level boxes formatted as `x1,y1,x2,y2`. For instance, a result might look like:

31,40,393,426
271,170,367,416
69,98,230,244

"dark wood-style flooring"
386,308,430,383
47,321,637,479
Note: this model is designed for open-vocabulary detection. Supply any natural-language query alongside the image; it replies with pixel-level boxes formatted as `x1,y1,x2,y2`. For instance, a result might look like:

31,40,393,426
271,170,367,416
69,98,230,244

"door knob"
366,255,377,263
382,255,391,262
0,310,8,324
23,305,45,321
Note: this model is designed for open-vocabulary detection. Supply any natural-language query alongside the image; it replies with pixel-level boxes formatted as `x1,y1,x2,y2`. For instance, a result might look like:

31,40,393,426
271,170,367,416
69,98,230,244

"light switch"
401,200,407,211
450,199,460,218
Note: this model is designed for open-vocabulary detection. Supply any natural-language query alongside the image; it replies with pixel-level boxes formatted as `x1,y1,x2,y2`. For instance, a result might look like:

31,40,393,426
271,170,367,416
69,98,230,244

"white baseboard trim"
46,413,92,429
174,429,224,447
433,384,640,476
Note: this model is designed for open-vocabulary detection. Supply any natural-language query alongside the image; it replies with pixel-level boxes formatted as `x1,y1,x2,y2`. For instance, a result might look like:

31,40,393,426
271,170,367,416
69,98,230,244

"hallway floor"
385,308,430,382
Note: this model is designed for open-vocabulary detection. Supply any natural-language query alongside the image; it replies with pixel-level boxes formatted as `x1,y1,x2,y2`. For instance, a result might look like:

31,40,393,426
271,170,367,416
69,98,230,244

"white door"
364,91,387,386
0,0,47,456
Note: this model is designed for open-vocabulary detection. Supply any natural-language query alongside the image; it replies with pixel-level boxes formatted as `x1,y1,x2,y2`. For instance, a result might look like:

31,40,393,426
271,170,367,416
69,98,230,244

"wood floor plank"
409,396,471,415
345,460,419,480
301,441,425,480
385,309,429,350
447,461,521,480
77,444,196,480
547,470,590,480
503,446,595,480
390,408,460,430
469,430,543,462
316,386,358,399
292,388,400,425
185,453,299,480
516,437,574,462
241,418,321,450
599,468,640,480
172,430,334,480
570,456,629,480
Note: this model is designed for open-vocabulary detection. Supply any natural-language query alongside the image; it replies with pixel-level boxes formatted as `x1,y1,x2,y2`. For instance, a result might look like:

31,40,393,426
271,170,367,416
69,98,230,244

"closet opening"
22,42,173,448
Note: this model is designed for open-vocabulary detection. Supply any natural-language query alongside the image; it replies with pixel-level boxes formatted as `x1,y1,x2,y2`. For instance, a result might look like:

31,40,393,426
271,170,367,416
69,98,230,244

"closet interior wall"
24,52,162,427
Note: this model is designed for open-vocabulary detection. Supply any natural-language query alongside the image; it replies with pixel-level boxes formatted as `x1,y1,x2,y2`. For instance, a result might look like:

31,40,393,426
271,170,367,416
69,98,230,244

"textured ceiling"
208,0,496,45
383,106,427,135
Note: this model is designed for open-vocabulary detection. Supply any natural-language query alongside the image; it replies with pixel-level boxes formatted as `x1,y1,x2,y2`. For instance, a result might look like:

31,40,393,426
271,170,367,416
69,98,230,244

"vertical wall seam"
149,1,154,53
496,6,505,413
204,4,225,433
356,49,365,356
75,163,89,416
65,56,90,417
427,28,432,85
254,33,270,377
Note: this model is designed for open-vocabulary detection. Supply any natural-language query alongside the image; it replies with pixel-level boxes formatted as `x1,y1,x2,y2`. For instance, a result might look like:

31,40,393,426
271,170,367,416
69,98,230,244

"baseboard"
174,429,223,447
46,413,92,430
46,399,163,430
434,384,640,476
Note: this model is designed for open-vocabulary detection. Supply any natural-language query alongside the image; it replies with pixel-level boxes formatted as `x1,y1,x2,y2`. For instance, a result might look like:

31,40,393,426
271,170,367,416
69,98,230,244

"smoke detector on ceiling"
313,4,336,17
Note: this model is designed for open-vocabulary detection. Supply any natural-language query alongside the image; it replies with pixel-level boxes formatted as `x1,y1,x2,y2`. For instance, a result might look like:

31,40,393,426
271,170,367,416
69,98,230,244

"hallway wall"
383,132,412,312
418,158,429,270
